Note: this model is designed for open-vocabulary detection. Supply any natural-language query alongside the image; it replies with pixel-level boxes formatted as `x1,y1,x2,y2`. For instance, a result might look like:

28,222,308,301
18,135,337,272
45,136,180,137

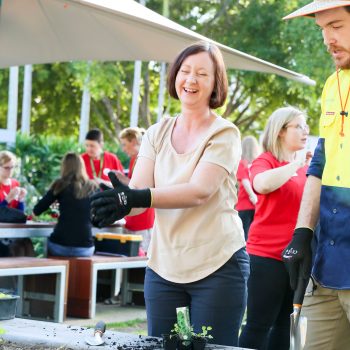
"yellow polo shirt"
320,69,350,188
308,69,350,289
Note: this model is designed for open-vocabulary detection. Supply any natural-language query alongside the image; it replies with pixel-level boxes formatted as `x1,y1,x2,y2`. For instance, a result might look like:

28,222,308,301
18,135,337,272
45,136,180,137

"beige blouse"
138,116,245,283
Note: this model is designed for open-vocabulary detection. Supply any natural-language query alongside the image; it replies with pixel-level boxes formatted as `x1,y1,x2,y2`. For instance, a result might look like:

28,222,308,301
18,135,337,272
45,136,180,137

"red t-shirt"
246,152,307,261
236,159,255,211
0,179,21,209
81,151,124,181
125,156,155,231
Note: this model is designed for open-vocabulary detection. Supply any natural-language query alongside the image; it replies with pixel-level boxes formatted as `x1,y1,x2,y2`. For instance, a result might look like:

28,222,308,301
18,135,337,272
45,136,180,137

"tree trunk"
140,65,151,128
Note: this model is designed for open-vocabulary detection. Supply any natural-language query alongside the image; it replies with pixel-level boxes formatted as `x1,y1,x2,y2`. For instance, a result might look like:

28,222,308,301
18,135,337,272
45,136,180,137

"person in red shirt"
239,107,312,350
81,128,124,187
0,150,34,257
103,127,155,306
117,127,155,253
0,151,26,210
235,136,260,240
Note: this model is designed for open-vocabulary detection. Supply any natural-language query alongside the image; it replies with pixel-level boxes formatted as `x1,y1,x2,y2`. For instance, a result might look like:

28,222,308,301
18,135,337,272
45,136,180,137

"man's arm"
296,175,321,229
282,175,321,289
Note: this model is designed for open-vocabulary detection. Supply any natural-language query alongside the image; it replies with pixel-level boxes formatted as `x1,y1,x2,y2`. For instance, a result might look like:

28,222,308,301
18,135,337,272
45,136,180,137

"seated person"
117,127,154,254
33,152,98,257
0,150,26,210
81,128,124,187
0,150,33,257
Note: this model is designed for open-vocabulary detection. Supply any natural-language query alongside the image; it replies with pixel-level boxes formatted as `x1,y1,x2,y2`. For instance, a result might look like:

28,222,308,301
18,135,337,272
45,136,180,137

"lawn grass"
105,318,148,336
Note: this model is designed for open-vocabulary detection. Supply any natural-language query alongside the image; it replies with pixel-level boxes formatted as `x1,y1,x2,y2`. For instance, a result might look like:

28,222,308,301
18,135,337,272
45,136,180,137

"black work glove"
282,227,313,290
90,172,151,228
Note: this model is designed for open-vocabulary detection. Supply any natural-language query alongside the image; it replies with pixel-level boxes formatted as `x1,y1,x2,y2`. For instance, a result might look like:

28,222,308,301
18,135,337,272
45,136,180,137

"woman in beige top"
91,41,249,346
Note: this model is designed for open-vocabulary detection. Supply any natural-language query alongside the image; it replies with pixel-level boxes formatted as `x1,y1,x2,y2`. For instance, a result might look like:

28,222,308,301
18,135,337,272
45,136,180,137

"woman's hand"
93,177,112,188
305,151,313,166
90,172,151,228
6,187,20,202
293,151,313,169
249,193,258,205
111,170,130,186
18,187,27,202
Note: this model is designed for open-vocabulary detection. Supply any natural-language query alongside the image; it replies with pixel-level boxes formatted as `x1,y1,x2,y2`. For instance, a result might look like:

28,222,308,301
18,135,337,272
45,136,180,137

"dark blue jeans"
238,209,255,240
239,254,293,350
144,247,249,346
48,240,94,257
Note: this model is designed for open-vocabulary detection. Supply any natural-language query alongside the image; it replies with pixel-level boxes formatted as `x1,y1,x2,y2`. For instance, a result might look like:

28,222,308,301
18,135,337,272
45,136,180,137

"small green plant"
192,325,213,339
170,323,184,339
171,323,213,339
171,322,192,340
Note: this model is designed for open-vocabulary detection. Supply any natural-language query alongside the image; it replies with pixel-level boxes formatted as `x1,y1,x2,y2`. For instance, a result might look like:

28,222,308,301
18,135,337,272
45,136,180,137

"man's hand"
90,172,151,228
282,227,313,290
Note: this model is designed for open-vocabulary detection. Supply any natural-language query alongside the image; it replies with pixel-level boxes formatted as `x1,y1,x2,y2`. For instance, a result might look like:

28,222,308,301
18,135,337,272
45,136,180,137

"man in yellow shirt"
283,1,350,349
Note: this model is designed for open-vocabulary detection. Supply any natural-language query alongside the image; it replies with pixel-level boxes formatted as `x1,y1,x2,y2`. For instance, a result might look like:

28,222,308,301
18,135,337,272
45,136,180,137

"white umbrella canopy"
0,0,315,85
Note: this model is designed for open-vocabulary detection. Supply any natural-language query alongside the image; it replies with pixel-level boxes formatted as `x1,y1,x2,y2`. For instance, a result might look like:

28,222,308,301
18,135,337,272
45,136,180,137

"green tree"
148,0,334,135
0,0,335,139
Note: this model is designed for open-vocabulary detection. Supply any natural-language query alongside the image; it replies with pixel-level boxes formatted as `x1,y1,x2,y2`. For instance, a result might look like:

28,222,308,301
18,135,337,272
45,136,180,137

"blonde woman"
33,153,98,257
0,151,26,210
235,136,260,239
0,151,32,257
239,107,311,350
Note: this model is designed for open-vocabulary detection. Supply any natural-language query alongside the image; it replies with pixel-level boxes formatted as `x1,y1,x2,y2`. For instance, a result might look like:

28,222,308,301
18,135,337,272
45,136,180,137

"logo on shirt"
325,111,335,116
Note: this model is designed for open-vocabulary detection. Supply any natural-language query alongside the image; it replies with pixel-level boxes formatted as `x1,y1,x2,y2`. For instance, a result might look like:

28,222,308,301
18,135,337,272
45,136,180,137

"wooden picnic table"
0,220,124,239
0,257,68,322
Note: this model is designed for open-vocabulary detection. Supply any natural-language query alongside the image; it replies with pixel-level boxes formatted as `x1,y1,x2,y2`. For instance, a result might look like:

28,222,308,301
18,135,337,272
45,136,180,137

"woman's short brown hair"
167,41,228,109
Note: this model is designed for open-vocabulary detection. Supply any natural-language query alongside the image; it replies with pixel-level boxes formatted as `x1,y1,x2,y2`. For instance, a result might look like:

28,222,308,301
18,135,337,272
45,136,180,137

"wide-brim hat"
284,0,350,20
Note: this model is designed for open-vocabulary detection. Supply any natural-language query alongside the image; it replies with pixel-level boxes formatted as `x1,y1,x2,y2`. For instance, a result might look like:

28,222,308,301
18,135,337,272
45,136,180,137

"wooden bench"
53,255,147,319
0,257,68,323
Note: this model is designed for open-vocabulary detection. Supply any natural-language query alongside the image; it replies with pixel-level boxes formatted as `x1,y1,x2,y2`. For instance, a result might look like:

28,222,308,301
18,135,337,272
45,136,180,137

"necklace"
336,69,350,137
89,153,104,178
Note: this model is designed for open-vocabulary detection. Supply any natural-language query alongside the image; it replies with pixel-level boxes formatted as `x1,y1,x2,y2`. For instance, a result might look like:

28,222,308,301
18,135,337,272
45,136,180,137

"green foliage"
148,0,333,136
0,0,335,139
0,69,9,129
32,237,46,258
171,322,182,337
0,133,124,213
7,133,82,211
192,326,213,339
171,323,213,340
90,319,148,336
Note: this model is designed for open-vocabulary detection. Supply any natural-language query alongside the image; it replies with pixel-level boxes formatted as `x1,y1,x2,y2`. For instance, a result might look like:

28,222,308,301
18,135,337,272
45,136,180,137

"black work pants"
239,254,293,350
238,209,255,240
